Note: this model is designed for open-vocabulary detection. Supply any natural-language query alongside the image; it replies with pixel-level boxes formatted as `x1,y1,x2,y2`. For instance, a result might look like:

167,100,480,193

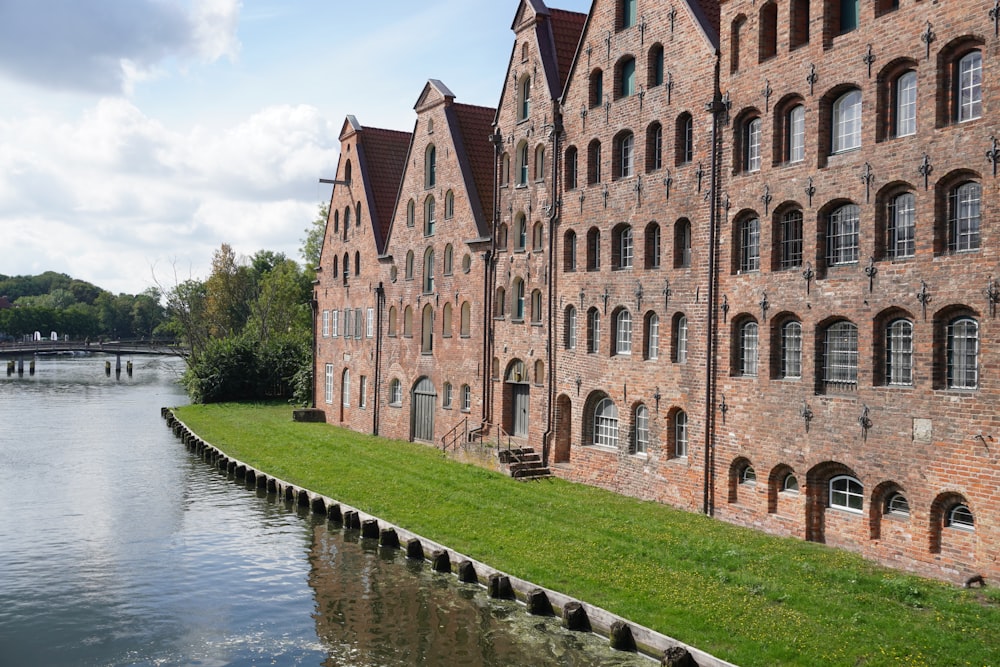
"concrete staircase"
497,447,552,481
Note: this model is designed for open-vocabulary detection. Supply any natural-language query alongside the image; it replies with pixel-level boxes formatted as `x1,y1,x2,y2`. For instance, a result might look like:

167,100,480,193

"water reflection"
0,356,650,666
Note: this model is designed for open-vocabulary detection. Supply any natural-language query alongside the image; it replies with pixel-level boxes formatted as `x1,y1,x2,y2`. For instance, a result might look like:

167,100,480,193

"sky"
0,0,592,296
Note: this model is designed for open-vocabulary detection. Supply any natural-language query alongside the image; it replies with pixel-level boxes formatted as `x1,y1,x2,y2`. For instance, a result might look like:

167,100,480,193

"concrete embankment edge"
162,407,738,667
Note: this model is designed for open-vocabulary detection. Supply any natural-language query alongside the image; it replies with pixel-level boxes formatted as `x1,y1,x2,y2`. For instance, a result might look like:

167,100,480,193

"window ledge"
511,318,525,324
587,444,619,454
460,334,471,339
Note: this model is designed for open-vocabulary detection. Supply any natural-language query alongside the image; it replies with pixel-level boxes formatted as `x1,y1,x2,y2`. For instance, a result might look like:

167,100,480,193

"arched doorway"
411,377,436,442
554,394,572,463
504,360,529,438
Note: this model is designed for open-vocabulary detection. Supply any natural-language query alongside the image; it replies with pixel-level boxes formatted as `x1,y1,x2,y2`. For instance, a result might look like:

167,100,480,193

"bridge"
0,340,189,358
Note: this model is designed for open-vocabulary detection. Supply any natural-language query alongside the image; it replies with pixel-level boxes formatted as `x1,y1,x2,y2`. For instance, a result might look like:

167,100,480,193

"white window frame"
739,320,758,376
566,306,577,349
674,410,688,457
830,475,863,513
359,375,367,408
389,379,402,406
827,204,860,266
895,71,917,137
788,105,805,162
324,364,334,404
947,317,979,390
366,308,374,338
781,320,802,379
886,319,913,386
593,397,619,448
633,404,649,454
322,310,330,337
615,310,632,355
646,313,659,360
832,90,862,153
958,51,982,123
745,117,761,172
331,310,339,338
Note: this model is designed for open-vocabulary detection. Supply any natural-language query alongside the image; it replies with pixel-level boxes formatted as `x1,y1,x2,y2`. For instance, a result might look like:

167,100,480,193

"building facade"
314,0,999,584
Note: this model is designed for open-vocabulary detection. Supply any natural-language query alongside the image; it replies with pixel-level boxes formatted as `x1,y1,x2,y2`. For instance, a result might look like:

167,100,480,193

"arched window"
613,224,633,270
645,222,661,269
673,410,688,457
885,318,913,386
530,289,542,323
894,71,917,137
564,229,577,271
534,144,545,181
420,304,435,353
565,306,577,349
779,320,802,379
947,316,979,389
615,131,635,179
777,208,803,269
738,216,760,272
565,146,578,189
740,464,757,485
494,286,506,318
947,504,975,530
501,153,511,185
886,192,916,259
783,473,800,493
676,113,693,165
949,181,981,252
827,204,860,266
617,56,636,98
445,190,455,219
461,384,472,412
442,302,453,337
832,89,862,153
423,247,435,294
514,214,527,251
830,475,863,512
405,250,414,280
532,221,543,251
442,382,453,408
786,104,805,163
332,255,338,279
443,243,454,275
590,69,604,108
425,144,436,187
790,0,809,49
403,306,413,337
344,207,351,240
389,379,402,406
424,196,436,236
614,309,632,355
497,223,509,251
516,141,529,185
673,313,688,363
823,321,858,391
354,251,360,276
619,0,637,29
646,122,663,172
511,277,525,320
957,51,983,122
730,15,745,73
736,319,759,376
342,369,350,407
344,160,352,183
588,139,602,184
342,253,350,284
518,74,531,121
587,308,601,353
632,404,650,454
387,306,397,337
587,228,601,271
837,0,859,34
355,202,362,227
675,218,691,268
460,301,471,336
885,492,909,516
534,359,544,385
647,44,664,87
743,116,762,172
644,312,659,360
593,398,619,447
406,199,415,227
758,2,777,62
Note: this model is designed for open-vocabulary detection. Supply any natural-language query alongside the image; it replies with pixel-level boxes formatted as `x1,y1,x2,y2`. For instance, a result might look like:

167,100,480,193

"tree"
300,202,329,279
203,244,254,339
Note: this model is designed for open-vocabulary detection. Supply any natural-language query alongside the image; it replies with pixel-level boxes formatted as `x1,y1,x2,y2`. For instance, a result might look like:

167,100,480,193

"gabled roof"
356,125,412,252
449,102,497,238
497,1,587,123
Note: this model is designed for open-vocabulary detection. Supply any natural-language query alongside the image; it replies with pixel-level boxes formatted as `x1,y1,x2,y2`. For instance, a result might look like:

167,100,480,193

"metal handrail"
440,416,468,453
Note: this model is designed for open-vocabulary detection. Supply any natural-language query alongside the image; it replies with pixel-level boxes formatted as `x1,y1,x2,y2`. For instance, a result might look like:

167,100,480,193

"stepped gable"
355,124,411,253
691,0,720,47
449,102,497,239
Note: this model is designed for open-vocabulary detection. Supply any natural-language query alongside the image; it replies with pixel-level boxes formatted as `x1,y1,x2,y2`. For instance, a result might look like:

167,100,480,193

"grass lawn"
174,403,1000,667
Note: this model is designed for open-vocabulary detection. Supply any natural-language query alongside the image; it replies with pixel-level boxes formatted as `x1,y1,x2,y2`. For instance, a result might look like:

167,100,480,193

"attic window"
427,118,434,134
521,43,528,62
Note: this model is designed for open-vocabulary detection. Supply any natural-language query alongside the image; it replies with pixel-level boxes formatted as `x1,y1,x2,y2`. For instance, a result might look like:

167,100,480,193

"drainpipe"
373,281,384,436
310,294,318,409
703,59,725,517
484,128,503,430
541,116,561,467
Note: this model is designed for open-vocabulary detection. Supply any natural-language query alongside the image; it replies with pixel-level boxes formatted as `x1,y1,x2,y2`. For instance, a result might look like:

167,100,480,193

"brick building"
314,0,999,583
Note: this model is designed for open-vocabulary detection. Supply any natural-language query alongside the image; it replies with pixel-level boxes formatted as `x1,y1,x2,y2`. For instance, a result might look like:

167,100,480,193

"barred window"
823,321,858,391
949,182,981,252
779,209,803,269
886,319,913,386
827,204,860,266
738,320,759,376
888,193,915,258
947,317,979,389
781,320,802,379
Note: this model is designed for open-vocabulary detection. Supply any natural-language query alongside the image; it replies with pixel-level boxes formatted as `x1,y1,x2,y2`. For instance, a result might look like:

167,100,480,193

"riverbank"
173,403,1000,667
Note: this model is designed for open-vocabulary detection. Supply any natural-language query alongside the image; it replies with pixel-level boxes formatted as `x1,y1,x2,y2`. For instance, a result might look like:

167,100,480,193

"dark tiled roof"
690,0,720,47
358,127,411,251
549,8,587,91
451,103,498,238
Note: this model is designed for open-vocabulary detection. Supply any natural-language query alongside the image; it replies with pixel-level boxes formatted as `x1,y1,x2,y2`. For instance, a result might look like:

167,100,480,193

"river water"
0,356,648,666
